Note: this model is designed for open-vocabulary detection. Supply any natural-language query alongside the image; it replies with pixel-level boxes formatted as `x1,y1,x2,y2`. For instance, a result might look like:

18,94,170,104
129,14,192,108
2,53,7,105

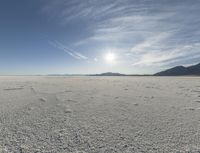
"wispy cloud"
131,33,200,67
49,40,88,60
41,0,200,70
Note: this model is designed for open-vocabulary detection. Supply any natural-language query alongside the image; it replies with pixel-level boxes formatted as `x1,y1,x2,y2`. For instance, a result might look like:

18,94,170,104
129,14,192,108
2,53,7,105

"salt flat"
0,76,200,153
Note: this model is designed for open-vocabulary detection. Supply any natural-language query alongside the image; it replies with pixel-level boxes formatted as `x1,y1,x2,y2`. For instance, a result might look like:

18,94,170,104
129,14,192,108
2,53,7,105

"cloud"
131,33,200,67
49,40,88,60
41,0,200,69
130,33,171,53
94,58,98,62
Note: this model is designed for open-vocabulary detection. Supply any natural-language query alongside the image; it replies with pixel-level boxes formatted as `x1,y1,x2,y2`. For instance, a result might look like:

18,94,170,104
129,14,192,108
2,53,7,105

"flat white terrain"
0,76,200,153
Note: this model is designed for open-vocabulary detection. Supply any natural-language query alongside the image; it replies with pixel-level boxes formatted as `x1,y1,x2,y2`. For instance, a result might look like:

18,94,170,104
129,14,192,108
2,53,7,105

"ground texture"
0,76,200,153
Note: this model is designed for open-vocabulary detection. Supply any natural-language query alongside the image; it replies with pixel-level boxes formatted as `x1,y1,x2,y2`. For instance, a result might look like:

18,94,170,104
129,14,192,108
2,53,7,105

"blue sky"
0,0,200,75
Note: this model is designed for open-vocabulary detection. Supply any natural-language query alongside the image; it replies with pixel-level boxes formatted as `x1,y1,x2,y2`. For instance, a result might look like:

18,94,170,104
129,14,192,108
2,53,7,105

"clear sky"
0,0,200,75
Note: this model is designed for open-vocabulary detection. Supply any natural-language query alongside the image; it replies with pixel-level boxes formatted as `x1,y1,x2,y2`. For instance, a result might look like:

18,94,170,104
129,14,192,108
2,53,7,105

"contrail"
49,40,88,60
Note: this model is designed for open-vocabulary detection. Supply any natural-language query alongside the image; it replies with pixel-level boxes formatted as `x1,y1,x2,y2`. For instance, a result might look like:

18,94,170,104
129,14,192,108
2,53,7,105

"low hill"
90,72,126,76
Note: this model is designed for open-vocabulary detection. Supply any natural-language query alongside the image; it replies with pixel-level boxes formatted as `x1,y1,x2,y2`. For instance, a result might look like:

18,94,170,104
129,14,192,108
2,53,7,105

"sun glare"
104,52,116,64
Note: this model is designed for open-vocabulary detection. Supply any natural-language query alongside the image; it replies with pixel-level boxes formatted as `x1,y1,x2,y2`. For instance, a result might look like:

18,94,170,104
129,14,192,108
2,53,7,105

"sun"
104,52,116,63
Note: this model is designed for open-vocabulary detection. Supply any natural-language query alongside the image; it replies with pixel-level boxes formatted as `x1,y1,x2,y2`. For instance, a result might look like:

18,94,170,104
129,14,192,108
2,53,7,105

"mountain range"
154,63,200,76
47,63,200,76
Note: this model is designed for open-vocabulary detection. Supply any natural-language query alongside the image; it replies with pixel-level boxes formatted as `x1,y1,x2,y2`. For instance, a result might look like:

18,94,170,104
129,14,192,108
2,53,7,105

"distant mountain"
90,72,126,76
47,74,86,76
154,63,200,76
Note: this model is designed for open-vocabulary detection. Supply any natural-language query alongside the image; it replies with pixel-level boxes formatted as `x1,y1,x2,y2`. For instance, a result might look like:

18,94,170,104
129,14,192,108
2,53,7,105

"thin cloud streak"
131,33,200,66
49,40,88,60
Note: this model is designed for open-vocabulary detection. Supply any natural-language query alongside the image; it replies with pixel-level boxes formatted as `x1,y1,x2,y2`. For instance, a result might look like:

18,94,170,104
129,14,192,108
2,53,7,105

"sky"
0,0,200,75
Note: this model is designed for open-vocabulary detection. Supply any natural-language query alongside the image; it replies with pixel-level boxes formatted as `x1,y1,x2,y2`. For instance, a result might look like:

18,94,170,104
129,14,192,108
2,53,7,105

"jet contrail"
49,40,88,60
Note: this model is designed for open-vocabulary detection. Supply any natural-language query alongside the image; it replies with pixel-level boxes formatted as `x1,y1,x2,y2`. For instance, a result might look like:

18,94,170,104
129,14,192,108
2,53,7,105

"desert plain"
0,76,200,153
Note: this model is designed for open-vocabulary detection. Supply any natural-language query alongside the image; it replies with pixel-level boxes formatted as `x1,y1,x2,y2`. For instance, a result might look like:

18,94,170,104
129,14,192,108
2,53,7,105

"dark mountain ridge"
155,63,200,76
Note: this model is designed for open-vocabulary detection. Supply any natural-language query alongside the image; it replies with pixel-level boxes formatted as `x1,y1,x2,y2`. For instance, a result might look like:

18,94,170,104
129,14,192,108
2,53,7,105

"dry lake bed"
0,76,200,153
